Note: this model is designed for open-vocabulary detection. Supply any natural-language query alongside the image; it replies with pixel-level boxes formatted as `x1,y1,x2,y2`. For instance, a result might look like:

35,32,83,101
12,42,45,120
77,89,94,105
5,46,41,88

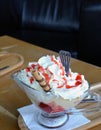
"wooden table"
0,35,101,130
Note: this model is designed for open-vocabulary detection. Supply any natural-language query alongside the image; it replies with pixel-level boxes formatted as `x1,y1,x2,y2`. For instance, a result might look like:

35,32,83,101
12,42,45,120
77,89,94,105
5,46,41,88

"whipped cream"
17,55,89,100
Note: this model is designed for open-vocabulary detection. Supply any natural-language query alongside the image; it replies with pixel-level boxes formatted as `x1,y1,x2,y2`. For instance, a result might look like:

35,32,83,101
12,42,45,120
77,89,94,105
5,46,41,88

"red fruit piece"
48,102,65,113
39,102,52,113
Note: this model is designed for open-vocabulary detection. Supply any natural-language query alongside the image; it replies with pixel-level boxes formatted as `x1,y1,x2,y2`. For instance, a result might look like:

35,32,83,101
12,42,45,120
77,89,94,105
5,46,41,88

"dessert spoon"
59,50,71,76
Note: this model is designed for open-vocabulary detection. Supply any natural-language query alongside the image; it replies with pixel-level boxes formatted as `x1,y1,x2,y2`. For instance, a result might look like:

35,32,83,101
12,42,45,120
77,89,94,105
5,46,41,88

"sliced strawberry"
48,102,65,113
39,102,52,113
52,105,65,113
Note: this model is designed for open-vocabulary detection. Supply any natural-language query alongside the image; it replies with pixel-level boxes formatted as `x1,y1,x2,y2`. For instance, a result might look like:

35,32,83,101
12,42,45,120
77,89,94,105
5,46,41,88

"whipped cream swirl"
18,55,89,100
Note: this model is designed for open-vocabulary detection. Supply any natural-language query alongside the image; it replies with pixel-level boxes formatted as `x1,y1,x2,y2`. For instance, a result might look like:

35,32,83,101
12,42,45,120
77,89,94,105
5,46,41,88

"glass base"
37,112,69,128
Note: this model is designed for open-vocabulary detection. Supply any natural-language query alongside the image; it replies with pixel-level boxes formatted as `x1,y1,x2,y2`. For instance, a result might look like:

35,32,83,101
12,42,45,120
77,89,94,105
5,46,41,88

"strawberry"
39,102,52,113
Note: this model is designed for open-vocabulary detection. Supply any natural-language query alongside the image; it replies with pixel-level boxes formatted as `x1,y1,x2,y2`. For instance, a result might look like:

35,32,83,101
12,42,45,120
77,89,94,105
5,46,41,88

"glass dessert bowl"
11,55,101,128
12,71,90,128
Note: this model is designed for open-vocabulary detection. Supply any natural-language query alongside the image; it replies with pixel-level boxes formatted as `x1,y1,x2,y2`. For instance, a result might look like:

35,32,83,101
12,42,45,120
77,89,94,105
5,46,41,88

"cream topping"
17,55,89,100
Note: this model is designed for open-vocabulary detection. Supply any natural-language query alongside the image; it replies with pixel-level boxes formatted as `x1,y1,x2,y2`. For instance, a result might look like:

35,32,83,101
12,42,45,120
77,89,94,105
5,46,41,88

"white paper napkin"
18,104,90,130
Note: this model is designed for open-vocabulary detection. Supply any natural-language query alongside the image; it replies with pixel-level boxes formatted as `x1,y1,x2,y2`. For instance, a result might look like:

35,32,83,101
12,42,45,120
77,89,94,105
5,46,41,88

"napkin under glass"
18,104,90,130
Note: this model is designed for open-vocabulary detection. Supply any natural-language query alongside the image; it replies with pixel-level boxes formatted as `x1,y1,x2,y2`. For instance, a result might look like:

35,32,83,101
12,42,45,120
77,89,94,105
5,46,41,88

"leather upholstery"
78,0,101,66
22,0,80,31
0,0,23,33
0,0,101,66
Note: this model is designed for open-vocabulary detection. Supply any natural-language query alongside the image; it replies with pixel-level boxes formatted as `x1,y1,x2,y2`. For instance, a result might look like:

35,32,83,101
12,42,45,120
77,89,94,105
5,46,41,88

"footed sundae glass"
12,71,101,128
